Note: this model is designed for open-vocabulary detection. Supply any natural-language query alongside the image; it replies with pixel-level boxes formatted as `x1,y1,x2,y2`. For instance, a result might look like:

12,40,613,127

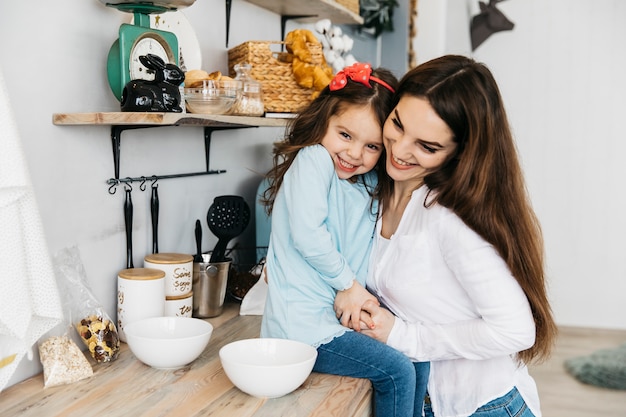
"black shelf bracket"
108,124,258,188
225,0,232,47
224,0,316,48
280,15,318,46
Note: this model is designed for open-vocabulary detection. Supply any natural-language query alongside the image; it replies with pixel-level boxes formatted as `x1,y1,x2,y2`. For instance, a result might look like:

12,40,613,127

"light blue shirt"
260,144,378,347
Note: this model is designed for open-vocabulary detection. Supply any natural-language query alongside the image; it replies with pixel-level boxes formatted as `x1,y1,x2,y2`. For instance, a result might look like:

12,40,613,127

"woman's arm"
363,210,536,362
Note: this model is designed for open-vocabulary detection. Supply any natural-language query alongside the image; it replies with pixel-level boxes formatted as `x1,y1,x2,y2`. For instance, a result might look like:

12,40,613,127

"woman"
335,55,557,417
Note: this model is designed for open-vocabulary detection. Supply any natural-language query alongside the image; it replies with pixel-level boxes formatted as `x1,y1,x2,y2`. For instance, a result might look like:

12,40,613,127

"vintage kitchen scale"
101,0,196,100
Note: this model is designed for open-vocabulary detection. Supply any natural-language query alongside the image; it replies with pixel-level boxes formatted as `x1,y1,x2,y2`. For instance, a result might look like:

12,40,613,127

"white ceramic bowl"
124,316,213,369
219,338,317,398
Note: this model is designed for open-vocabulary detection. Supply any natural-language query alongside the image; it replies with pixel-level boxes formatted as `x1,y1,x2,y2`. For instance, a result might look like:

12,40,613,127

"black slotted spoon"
207,195,250,263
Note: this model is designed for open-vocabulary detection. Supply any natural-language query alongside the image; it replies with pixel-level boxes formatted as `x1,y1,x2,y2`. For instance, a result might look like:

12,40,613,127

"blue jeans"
423,387,536,417
314,331,430,417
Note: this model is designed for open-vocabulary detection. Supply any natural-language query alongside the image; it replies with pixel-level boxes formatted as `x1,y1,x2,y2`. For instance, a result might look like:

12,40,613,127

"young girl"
339,55,557,417
260,63,425,417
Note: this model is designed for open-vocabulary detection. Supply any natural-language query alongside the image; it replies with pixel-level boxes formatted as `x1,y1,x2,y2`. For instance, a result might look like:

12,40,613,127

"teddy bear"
283,29,334,95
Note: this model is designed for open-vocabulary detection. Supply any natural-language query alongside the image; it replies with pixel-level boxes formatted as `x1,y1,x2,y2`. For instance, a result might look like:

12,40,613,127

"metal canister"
192,254,230,318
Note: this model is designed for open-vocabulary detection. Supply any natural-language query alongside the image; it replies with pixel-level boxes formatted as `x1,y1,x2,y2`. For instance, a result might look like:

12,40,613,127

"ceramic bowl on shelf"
124,316,213,369
219,338,317,398
184,79,242,114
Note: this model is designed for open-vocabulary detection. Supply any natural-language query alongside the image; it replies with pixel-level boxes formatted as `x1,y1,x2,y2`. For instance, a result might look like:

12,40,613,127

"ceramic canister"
117,268,166,343
164,291,193,317
144,253,194,297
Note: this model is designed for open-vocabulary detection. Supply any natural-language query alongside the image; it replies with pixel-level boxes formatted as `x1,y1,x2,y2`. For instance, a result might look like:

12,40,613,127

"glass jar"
232,63,264,116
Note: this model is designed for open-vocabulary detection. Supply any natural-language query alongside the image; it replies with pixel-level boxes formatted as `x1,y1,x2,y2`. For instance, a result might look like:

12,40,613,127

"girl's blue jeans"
423,386,536,417
313,330,430,417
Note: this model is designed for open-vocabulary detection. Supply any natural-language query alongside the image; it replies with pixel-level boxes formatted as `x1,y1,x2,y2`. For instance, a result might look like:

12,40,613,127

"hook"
124,178,133,192
151,175,159,188
108,179,119,195
139,176,147,191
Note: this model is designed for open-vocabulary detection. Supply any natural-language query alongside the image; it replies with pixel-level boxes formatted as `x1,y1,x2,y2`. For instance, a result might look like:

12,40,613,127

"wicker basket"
228,41,324,113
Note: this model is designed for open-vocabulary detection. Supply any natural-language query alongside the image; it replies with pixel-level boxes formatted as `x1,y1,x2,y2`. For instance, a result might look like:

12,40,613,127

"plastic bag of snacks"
38,329,93,388
37,247,96,387
52,247,120,363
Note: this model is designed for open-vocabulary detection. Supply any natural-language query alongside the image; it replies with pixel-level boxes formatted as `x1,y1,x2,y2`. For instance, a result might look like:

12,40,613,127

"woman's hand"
360,300,395,343
334,280,379,331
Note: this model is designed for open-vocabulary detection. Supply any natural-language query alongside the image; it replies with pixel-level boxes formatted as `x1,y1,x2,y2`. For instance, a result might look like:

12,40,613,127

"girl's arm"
335,281,377,331
284,146,365,290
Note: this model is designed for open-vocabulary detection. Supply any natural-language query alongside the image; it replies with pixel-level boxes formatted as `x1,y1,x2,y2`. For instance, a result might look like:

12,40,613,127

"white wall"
416,0,626,330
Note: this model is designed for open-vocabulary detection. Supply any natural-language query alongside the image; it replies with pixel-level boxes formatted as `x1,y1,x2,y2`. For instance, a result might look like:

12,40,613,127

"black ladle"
194,219,203,263
151,184,159,254
207,195,250,263
124,185,134,268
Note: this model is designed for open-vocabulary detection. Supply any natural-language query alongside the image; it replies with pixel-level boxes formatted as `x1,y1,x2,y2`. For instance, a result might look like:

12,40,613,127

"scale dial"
107,23,178,101
129,34,172,80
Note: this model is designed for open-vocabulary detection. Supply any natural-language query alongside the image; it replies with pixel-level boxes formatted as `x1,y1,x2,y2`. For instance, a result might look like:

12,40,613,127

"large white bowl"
219,338,317,398
124,316,213,369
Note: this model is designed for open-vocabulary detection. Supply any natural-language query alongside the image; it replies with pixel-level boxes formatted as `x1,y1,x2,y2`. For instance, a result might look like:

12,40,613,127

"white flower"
315,19,332,34
344,54,357,67
329,26,343,38
330,36,345,52
332,56,346,73
324,49,339,64
341,35,354,53
315,19,359,74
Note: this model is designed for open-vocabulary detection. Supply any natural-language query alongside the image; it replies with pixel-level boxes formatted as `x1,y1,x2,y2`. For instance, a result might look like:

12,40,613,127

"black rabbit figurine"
121,54,185,113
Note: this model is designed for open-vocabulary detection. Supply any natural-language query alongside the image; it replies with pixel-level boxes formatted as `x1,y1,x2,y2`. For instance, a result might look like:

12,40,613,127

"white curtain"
0,68,63,392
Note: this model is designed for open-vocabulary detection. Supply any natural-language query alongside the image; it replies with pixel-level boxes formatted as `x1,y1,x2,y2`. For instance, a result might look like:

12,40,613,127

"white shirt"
367,186,541,417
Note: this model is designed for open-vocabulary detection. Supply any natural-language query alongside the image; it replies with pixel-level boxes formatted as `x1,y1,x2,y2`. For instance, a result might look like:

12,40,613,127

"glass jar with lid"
232,63,264,116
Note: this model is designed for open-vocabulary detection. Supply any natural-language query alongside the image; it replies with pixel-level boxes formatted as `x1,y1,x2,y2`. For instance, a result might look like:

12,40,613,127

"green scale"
102,1,193,100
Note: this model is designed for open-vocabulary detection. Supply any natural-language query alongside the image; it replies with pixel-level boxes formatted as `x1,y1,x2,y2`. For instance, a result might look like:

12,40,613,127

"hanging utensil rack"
108,124,235,181
52,112,288,190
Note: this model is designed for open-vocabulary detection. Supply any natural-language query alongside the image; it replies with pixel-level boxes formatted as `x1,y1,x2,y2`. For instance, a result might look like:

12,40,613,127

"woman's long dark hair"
261,67,398,215
383,55,557,364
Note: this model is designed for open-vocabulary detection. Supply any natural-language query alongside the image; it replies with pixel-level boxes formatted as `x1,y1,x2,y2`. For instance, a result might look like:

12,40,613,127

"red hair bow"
329,62,395,93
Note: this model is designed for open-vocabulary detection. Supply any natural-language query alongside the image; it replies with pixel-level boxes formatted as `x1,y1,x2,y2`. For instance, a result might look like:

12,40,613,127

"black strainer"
207,195,250,263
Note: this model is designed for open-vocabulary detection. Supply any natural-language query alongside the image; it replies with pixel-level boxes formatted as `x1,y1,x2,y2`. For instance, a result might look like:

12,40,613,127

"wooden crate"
228,41,324,113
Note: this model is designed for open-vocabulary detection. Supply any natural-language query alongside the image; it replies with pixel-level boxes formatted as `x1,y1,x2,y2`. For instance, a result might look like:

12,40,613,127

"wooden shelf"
52,112,289,184
243,0,363,25
52,112,289,128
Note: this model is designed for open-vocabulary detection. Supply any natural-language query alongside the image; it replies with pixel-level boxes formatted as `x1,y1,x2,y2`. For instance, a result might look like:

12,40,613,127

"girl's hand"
361,300,395,343
334,280,379,331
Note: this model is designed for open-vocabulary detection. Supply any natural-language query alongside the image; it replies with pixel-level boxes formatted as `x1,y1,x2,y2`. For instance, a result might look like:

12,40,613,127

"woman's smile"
389,154,417,170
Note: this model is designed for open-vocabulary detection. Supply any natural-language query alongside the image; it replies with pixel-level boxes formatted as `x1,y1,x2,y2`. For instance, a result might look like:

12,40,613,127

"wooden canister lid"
166,291,193,301
144,253,194,264
118,267,166,280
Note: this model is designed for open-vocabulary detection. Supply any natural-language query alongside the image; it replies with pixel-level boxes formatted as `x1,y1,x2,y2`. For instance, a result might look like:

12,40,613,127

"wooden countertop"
0,304,372,417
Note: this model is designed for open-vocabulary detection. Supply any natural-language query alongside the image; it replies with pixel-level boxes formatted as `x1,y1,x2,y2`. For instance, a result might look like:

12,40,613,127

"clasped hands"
334,280,395,343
